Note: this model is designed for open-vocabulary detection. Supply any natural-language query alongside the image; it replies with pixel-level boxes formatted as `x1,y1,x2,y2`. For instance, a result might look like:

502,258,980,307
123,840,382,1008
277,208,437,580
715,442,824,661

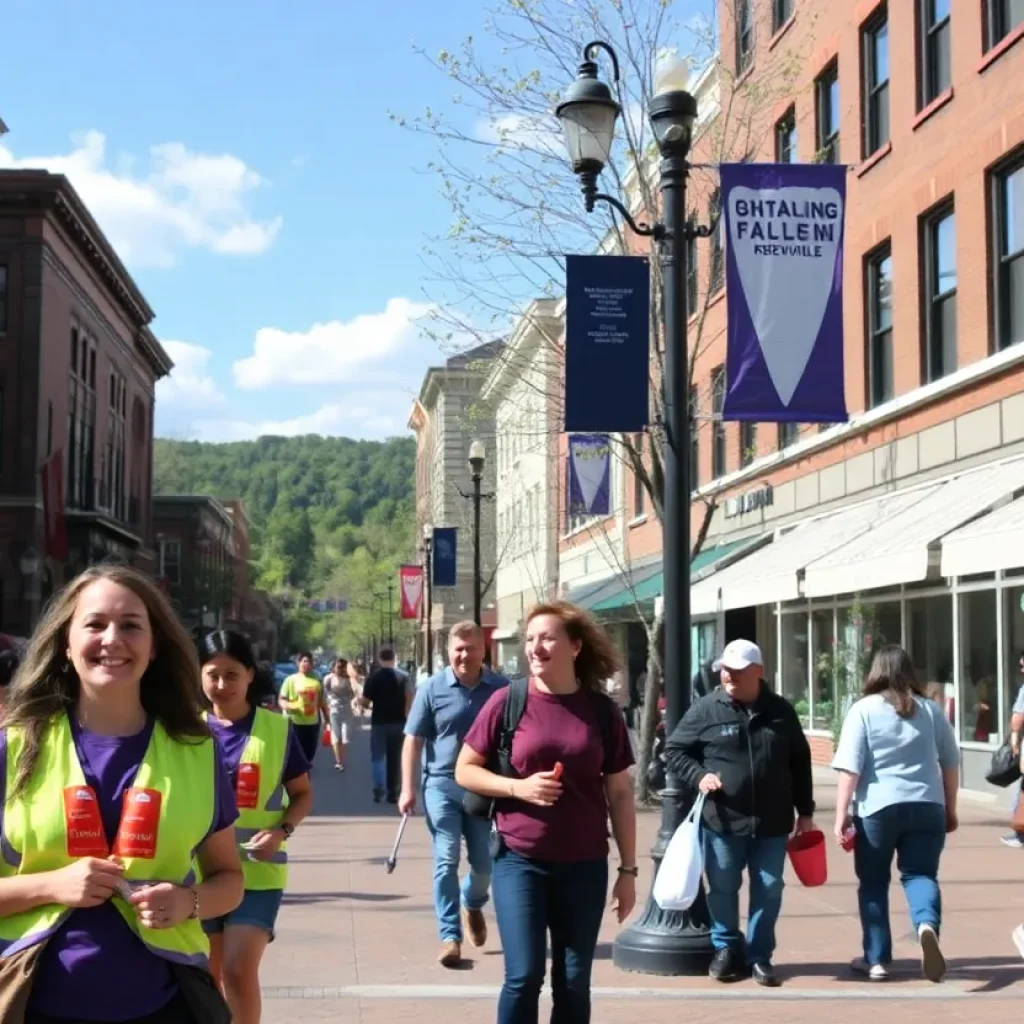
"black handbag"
463,679,529,819
986,740,1021,788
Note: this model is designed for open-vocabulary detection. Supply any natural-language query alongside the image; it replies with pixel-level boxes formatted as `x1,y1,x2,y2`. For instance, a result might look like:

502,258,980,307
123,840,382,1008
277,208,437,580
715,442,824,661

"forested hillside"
152,435,417,653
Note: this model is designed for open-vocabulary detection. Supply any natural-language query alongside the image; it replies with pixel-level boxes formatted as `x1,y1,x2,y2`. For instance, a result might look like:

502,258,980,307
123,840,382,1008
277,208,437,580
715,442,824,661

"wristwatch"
280,822,295,838
617,865,639,877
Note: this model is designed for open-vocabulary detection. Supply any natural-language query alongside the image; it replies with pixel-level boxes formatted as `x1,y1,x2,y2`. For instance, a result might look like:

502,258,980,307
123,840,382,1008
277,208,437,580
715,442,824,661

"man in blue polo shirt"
399,620,508,967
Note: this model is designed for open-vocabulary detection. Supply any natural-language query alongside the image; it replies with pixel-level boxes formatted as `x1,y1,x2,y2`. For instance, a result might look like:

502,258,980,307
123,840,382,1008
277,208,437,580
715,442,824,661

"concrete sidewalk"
261,721,1024,1023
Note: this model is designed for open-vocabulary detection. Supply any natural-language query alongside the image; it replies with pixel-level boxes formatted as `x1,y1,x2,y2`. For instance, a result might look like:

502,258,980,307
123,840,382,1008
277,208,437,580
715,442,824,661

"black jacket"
665,683,814,838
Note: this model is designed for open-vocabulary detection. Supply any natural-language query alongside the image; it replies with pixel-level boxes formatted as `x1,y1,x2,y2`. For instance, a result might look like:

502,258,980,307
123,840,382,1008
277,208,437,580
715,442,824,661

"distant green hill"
153,434,417,653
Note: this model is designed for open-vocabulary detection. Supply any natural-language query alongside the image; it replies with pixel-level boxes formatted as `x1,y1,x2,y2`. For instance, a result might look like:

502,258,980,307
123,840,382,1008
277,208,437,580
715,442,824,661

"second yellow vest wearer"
281,673,322,726
0,715,215,966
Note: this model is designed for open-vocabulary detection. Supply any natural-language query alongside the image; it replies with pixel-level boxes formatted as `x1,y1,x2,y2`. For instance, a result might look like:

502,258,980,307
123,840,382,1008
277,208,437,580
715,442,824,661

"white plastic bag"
653,793,707,911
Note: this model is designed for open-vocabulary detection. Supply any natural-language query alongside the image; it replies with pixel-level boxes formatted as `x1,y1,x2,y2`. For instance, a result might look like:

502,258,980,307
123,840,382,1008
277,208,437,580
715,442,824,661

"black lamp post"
422,523,434,671
556,44,713,976
386,579,395,646
468,440,486,626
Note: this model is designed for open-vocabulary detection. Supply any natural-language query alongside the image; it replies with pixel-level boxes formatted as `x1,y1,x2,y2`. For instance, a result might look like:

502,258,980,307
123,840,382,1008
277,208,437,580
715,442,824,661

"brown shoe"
463,907,487,948
438,940,462,968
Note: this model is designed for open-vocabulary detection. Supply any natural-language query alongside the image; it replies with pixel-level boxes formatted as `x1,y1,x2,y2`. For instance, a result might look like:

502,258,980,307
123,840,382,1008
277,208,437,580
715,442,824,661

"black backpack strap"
589,690,617,774
496,678,529,777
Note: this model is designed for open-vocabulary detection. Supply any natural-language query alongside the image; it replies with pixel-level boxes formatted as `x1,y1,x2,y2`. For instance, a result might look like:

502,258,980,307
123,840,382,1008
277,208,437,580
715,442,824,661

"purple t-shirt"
205,706,310,794
0,719,238,1022
463,683,634,862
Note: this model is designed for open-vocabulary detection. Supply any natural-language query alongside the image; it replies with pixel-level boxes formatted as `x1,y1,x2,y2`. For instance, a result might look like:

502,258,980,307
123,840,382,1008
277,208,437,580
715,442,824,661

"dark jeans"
27,993,193,1023
854,801,946,965
369,722,404,798
491,847,607,1024
294,722,320,764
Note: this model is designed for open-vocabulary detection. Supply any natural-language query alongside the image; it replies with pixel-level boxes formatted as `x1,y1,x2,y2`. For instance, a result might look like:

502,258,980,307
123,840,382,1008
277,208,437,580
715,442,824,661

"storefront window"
810,609,835,731
835,600,901,713
959,589,998,744
780,612,809,726
906,594,953,720
1004,588,1024,737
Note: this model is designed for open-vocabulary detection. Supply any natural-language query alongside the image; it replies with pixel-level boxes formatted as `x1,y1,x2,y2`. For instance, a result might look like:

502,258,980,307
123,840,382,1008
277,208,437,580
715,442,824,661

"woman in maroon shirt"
457,601,636,1024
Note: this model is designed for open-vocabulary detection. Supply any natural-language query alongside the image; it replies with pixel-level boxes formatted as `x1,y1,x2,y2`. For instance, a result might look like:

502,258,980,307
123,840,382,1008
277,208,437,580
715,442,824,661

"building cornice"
480,300,562,403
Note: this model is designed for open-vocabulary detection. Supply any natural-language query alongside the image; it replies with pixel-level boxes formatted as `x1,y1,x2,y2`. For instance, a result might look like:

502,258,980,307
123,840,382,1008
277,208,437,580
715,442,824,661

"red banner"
399,565,424,620
41,449,67,561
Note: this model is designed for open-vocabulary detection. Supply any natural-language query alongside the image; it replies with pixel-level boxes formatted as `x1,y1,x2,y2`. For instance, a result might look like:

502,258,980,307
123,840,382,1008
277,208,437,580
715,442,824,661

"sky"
1,0,709,444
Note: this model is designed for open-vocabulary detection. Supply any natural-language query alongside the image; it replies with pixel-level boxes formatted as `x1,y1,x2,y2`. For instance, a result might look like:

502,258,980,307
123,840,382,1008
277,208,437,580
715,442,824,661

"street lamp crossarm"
591,192,664,240
582,40,620,83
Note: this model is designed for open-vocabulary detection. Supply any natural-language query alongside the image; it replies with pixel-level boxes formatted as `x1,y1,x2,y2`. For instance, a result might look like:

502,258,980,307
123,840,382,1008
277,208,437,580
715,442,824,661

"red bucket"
787,829,827,887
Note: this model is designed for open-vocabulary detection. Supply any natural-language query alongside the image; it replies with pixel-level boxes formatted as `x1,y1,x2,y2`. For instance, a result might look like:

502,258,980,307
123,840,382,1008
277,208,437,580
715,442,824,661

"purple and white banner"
720,163,848,423
568,434,611,516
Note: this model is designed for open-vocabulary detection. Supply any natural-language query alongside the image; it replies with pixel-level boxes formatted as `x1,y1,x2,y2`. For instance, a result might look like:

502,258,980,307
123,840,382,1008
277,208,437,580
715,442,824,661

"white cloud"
476,113,562,154
192,399,407,443
0,130,282,268
156,341,226,410
232,297,434,390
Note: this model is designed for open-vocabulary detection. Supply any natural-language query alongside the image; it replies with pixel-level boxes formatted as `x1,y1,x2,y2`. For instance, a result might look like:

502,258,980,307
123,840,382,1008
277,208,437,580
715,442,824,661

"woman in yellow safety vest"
198,629,312,1024
0,564,244,1024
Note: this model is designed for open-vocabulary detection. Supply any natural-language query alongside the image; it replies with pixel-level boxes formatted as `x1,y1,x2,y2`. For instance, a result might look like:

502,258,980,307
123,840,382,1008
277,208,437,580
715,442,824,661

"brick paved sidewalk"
261,721,1024,1023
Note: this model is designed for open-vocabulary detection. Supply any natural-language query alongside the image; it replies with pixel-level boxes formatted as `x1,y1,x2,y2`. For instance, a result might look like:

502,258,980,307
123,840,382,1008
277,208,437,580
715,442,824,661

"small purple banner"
720,162,848,423
568,434,611,516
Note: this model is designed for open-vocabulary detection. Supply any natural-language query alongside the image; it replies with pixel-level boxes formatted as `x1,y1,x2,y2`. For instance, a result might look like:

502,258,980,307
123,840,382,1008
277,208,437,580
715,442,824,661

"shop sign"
724,483,774,519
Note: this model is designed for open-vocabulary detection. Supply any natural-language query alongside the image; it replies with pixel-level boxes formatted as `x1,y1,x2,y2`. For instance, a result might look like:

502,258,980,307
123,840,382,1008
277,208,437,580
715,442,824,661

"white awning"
941,495,1024,576
690,487,933,615
803,457,1024,598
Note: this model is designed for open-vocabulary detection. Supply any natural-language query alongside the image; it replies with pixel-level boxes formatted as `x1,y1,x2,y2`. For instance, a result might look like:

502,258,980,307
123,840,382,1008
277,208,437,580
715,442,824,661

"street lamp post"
422,523,434,672
468,440,486,626
386,579,395,646
556,44,713,976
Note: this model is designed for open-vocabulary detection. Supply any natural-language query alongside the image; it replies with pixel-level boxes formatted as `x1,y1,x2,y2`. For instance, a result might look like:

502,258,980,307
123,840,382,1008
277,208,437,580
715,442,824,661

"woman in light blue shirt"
832,645,960,984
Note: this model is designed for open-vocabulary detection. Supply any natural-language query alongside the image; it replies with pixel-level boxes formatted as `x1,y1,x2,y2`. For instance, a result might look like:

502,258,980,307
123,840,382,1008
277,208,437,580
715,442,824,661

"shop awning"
940,494,1024,576
803,457,1024,597
690,487,935,615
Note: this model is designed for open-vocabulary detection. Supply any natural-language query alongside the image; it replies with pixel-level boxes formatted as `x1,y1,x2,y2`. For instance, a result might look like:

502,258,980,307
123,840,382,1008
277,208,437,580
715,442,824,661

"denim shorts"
202,887,284,939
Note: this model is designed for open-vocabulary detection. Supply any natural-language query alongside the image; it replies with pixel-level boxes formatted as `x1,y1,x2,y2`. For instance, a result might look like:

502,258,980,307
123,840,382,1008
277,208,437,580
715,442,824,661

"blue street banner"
431,527,457,588
720,163,848,423
564,254,650,432
568,434,611,516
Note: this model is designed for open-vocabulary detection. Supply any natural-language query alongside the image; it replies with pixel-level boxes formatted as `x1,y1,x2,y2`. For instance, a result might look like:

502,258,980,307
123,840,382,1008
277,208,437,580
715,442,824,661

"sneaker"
708,948,744,982
1011,924,1024,960
751,962,780,987
918,924,946,983
463,907,487,948
373,788,383,803
1001,833,1024,848
851,958,889,981
438,940,461,968
334,763,345,772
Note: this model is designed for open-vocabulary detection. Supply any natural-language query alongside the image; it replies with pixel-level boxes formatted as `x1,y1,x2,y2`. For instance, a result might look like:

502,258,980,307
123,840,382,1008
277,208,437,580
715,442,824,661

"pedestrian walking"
0,564,243,1023
665,639,815,988
456,601,636,1024
399,621,508,967
832,644,960,983
199,629,313,1023
278,652,326,764
359,647,413,803
1000,651,1024,848
324,657,355,771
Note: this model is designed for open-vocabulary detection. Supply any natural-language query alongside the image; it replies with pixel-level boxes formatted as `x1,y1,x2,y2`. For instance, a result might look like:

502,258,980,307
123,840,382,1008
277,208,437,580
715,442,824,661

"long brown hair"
525,600,621,691
3,564,209,796
863,644,925,718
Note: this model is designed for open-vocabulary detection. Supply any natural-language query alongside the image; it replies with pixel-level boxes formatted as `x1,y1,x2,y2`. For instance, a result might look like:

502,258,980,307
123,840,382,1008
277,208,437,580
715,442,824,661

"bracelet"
187,886,200,920
617,866,639,877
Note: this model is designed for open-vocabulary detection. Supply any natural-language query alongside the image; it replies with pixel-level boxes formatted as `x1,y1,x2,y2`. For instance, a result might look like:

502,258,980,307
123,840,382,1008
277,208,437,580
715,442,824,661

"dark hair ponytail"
198,630,258,672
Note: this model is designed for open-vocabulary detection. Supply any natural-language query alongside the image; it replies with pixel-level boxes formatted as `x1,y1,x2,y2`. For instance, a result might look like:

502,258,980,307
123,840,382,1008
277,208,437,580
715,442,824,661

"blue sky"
1,0,709,443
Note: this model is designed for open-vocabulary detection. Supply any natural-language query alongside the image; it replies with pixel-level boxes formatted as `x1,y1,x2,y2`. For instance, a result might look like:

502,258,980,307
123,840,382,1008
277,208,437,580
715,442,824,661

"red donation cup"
322,726,332,747
841,825,856,852
787,829,828,887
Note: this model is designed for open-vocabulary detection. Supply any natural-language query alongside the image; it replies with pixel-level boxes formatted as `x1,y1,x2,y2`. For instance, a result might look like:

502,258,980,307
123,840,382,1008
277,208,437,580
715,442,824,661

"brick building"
0,171,170,634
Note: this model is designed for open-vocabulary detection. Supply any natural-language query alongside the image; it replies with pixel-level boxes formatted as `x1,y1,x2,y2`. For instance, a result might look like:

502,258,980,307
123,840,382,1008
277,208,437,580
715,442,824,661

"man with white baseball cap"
666,637,814,988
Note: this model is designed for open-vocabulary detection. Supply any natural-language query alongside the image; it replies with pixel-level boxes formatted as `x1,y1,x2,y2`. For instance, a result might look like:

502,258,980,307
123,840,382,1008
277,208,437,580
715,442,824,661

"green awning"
585,539,752,616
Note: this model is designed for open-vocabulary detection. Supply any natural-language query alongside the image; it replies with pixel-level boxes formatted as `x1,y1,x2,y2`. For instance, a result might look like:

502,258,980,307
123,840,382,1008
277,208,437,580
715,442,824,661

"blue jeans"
703,831,788,966
854,801,945,965
423,776,493,942
369,722,404,797
491,848,607,1024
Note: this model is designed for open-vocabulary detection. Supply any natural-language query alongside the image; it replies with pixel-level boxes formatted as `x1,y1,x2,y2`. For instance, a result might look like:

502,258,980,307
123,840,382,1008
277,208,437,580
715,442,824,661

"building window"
689,386,700,492
711,367,726,479
862,8,890,156
632,432,646,517
919,0,951,107
67,335,96,510
709,190,724,294
0,266,7,334
686,215,698,313
922,204,957,382
159,539,182,586
815,62,840,164
985,0,1024,49
780,612,810,726
959,589,998,744
994,154,1024,351
772,0,794,33
739,422,756,467
775,107,797,163
735,0,754,74
778,421,799,448
106,371,127,521
866,243,894,408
